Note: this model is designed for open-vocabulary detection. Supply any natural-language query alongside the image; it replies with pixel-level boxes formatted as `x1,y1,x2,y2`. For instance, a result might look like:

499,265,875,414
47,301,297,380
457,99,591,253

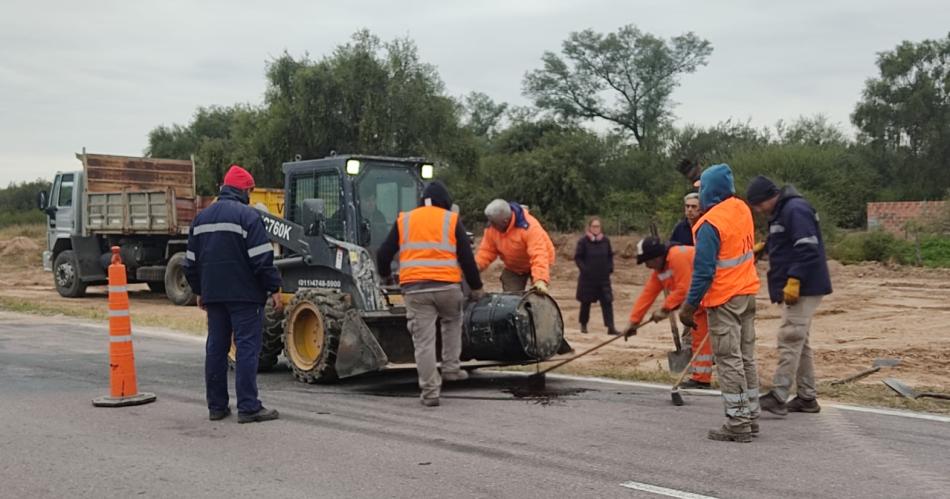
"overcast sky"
1,0,947,185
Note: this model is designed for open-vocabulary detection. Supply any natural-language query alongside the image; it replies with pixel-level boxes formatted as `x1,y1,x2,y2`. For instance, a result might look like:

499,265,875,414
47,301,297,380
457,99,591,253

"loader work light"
346,159,361,175
420,163,434,179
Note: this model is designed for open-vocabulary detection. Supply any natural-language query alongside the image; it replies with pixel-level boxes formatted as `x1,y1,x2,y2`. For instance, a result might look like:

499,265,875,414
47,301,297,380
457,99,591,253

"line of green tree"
138,27,950,236
0,180,50,228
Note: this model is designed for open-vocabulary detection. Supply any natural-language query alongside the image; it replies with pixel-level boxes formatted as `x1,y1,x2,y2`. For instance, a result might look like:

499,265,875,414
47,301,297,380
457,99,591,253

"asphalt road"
1,311,948,499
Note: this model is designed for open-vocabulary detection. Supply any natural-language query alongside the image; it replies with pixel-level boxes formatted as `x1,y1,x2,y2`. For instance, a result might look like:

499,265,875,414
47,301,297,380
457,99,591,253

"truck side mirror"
37,191,48,211
301,199,325,236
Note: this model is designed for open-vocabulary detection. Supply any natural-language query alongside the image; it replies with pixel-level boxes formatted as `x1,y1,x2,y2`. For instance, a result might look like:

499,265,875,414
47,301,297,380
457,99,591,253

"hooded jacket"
686,164,739,306
375,181,482,290
184,185,282,304
475,202,556,284
765,185,832,302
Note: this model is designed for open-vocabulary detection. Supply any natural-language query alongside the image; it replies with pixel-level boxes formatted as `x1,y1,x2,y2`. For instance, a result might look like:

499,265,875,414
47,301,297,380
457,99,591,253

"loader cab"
282,155,431,258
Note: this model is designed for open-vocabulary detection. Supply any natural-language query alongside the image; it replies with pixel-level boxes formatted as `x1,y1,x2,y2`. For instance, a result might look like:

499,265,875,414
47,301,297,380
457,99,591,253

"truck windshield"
356,165,420,256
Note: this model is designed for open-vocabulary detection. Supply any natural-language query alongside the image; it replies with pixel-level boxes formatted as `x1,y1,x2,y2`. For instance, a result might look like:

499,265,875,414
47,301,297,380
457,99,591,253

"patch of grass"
0,222,46,240
0,296,206,336
819,381,950,415
830,230,914,265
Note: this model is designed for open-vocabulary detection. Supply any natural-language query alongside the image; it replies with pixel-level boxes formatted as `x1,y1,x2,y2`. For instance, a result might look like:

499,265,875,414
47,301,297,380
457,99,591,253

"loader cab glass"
356,165,420,255
291,172,345,240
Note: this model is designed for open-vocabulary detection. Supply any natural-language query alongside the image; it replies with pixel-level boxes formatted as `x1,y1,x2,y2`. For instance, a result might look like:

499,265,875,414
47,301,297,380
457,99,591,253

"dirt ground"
3,229,949,394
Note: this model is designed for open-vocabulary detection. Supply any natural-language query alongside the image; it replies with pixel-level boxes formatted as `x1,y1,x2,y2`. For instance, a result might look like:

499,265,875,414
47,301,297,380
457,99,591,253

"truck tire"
164,252,196,306
227,299,286,372
283,288,350,383
53,250,87,298
147,281,166,294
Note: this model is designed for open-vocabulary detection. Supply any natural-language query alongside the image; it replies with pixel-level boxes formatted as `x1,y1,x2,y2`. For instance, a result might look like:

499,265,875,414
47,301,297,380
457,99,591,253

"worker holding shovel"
627,237,713,389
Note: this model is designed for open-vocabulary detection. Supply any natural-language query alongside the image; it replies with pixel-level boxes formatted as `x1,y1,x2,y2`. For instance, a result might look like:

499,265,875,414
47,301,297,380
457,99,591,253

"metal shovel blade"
874,358,901,368
883,378,917,399
667,347,692,373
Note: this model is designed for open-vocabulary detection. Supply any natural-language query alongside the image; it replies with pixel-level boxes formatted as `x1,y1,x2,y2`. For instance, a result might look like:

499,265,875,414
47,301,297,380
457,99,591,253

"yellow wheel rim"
287,302,324,371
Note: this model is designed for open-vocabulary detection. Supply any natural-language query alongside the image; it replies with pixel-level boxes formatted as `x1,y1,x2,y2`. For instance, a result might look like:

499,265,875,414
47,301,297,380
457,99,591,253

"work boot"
421,397,440,407
678,379,711,390
580,324,589,334
442,370,469,382
787,396,821,413
707,425,752,443
209,407,231,421
606,328,620,336
238,407,280,424
751,422,759,437
759,390,788,416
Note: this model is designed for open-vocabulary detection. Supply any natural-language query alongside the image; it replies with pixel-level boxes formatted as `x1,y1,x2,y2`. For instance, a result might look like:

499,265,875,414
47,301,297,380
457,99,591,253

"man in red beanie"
185,164,283,423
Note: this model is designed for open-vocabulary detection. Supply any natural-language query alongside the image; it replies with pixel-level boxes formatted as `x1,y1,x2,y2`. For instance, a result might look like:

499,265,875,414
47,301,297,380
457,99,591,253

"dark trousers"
205,302,263,415
579,299,615,330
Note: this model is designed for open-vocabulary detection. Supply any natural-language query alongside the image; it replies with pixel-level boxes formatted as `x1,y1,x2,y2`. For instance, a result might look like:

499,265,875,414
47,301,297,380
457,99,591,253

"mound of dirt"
0,237,41,257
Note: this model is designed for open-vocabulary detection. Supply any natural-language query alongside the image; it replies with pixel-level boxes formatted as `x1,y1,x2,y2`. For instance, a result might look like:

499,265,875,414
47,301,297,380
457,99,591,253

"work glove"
783,277,800,305
650,308,671,322
469,288,486,302
623,324,639,341
530,280,549,295
678,303,698,330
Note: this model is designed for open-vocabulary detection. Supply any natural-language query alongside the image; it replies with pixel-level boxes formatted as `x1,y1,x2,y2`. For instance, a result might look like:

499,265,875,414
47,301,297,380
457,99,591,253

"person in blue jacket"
669,192,701,246
746,175,832,416
185,165,283,424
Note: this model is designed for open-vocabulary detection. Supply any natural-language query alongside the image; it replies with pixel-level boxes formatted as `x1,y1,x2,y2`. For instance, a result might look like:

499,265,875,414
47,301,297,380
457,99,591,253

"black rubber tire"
283,288,350,383
147,281,166,294
53,250,86,298
164,252,196,306
227,299,286,372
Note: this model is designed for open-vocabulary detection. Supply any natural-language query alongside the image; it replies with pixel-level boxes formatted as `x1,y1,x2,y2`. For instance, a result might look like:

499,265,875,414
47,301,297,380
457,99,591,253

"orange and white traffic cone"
93,246,157,407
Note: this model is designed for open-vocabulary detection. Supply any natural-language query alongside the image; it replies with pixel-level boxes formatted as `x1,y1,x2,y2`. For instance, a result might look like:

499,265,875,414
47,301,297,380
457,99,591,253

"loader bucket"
334,309,389,378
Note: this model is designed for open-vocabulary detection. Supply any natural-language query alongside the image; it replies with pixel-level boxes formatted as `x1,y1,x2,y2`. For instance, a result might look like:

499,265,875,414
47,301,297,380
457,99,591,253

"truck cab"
38,170,93,295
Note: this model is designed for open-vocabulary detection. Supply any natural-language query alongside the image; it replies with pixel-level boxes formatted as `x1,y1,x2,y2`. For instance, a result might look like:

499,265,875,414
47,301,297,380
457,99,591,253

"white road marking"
543,374,950,424
620,480,718,498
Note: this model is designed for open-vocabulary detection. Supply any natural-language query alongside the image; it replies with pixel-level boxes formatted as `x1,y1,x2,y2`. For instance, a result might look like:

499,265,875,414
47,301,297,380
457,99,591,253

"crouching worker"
476,199,556,294
627,237,712,389
376,181,485,407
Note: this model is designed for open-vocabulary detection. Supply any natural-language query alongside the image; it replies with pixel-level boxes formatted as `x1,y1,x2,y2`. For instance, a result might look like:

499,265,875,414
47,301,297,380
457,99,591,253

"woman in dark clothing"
574,217,618,335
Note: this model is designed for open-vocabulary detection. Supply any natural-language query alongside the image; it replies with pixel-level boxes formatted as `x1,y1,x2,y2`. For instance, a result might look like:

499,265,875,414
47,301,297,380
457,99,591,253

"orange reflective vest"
691,197,760,308
629,245,695,324
397,206,462,284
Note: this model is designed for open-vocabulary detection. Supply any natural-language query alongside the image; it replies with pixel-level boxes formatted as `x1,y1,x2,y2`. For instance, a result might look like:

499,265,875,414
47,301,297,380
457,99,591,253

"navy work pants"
205,302,263,415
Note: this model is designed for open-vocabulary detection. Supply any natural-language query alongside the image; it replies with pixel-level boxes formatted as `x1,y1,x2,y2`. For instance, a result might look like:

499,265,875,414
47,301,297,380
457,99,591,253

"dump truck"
234,154,569,380
37,150,204,304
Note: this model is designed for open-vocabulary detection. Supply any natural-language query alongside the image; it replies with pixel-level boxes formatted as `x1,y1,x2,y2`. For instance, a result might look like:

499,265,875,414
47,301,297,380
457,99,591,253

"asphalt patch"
502,385,590,405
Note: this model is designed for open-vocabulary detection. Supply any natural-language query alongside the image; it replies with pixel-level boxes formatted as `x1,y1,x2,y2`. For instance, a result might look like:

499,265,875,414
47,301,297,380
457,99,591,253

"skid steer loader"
231,154,568,383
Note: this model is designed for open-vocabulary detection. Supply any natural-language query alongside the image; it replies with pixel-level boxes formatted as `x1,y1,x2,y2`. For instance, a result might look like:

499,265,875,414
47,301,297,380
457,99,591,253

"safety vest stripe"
247,243,273,258
716,250,753,269
186,250,196,261
401,242,457,252
108,309,130,317
401,212,411,244
794,236,819,246
192,222,247,238
108,286,128,293
657,270,673,281
441,211,452,245
694,355,713,362
399,260,461,268
692,366,714,373
110,335,132,343
770,224,785,234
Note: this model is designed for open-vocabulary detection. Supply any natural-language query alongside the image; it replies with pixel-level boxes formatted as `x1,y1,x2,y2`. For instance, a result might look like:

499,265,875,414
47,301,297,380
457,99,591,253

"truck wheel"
147,281,166,294
283,288,350,383
164,252,196,306
53,250,87,298
227,299,286,372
